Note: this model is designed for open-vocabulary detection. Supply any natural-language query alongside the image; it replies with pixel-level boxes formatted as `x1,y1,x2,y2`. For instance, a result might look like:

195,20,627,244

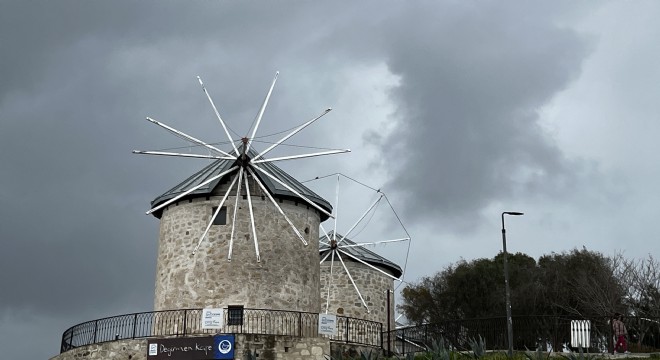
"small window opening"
212,206,227,225
227,305,244,325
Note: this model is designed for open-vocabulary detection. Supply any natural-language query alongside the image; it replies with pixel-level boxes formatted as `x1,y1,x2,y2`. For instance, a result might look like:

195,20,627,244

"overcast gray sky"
2,1,660,359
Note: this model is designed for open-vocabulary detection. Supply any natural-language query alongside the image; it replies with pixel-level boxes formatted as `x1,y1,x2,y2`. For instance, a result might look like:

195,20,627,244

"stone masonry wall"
237,334,330,360
320,261,392,350
320,261,394,327
49,339,147,360
51,335,333,360
154,174,322,313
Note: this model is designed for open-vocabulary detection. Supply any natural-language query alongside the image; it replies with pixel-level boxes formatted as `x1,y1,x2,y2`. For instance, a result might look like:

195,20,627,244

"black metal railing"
391,316,660,355
60,308,382,353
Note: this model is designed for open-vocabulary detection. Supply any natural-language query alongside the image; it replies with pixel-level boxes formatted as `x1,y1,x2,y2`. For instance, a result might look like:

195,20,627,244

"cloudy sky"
2,1,660,359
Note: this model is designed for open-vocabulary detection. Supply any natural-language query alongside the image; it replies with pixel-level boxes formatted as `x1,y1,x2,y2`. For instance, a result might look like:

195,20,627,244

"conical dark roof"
319,231,403,278
150,148,332,219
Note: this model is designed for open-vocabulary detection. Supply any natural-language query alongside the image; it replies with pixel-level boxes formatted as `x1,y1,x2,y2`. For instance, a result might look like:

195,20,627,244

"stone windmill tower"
150,149,332,313
311,174,410,329
134,73,349,314
319,232,403,326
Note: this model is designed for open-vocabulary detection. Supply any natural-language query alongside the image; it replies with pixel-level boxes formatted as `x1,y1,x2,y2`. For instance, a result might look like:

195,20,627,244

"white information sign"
201,308,224,330
318,313,337,336
148,343,158,356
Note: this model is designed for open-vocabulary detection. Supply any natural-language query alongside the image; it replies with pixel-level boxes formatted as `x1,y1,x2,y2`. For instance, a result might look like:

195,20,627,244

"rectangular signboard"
147,335,235,360
202,308,224,330
214,334,235,359
318,313,337,336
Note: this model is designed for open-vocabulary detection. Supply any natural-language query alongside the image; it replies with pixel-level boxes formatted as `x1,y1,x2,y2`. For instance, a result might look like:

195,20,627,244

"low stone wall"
51,335,333,360
49,339,147,360
237,334,329,360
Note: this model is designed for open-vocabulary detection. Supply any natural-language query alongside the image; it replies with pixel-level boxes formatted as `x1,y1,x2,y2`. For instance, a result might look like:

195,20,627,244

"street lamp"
385,289,393,357
501,211,523,358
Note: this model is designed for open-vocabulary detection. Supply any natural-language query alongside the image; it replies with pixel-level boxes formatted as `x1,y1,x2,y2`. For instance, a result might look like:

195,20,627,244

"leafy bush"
427,337,451,360
523,348,551,360
360,349,380,360
469,335,487,359
559,346,604,360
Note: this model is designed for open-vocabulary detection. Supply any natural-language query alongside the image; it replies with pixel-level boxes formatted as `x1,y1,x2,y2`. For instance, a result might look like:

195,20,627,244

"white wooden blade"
197,76,240,154
243,172,260,262
146,166,239,215
246,71,279,153
132,150,232,160
336,251,370,313
339,238,410,248
251,108,332,162
228,168,244,261
333,174,340,242
192,175,239,255
247,167,307,246
251,163,334,219
145,117,235,158
324,250,336,314
338,193,383,245
251,149,351,164
338,248,400,281
320,250,332,264
320,224,331,244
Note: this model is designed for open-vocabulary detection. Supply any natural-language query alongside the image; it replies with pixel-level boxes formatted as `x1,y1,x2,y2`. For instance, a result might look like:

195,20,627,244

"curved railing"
60,308,383,353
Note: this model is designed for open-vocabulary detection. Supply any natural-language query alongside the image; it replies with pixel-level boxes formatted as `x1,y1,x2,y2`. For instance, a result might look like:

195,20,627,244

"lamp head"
503,212,524,216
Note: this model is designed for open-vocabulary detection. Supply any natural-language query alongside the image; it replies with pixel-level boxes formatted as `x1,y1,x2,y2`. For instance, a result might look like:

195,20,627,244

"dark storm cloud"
1,2,181,316
364,3,594,229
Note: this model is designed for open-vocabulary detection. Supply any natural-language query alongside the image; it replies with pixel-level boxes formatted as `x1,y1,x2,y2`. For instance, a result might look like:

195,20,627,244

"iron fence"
62,311,660,355
60,308,382,353
391,316,660,355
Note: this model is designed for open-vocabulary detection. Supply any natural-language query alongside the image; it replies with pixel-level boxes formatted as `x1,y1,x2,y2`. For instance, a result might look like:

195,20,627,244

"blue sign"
214,334,235,359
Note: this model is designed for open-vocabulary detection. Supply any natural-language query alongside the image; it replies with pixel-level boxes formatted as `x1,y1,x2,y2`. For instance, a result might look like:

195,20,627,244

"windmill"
134,72,350,262
306,173,411,325
134,73,350,312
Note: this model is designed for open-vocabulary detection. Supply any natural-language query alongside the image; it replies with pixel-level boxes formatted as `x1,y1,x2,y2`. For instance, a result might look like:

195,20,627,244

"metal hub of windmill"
133,72,350,263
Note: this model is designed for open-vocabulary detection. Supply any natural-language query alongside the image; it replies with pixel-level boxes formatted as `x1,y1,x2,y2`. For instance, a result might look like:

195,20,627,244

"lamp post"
386,289,393,357
501,211,523,358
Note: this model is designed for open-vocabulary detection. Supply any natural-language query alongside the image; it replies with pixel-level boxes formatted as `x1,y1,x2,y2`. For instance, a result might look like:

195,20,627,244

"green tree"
617,255,660,347
399,248,624,324
619,254,660,318
498,252,543,316
399,252,537,324
536,248,625,318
